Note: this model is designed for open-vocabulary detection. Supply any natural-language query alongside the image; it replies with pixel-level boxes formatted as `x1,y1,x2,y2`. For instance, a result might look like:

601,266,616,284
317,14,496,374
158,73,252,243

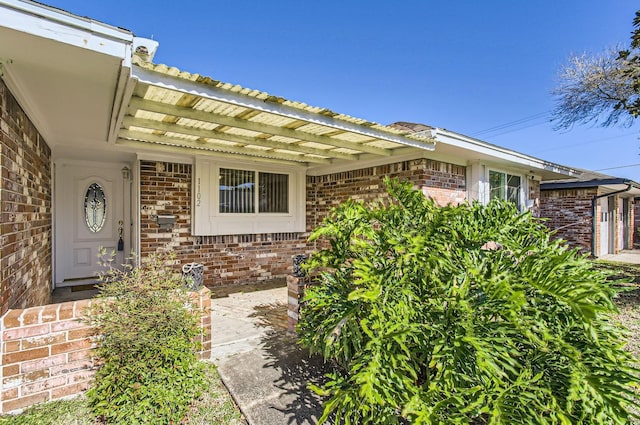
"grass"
595,260,640,424
595,260,640,358
0,363,245,425
0,399,92,425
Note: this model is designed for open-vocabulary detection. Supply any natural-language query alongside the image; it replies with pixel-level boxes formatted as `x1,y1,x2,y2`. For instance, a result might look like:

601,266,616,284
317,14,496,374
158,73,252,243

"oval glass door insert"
84,182,107,233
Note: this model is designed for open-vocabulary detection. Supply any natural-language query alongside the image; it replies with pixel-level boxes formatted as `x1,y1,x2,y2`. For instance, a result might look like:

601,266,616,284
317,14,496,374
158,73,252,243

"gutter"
0,0,133,43
429,128,579,177
541,178,637,190
590,184,632,257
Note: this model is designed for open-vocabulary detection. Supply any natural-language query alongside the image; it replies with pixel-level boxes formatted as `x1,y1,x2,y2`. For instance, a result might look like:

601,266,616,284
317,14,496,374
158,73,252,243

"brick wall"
0,288,211,414
139,158,466,289
307,158,467,230
139,161,310,288
539,188,597,254
0,79,52,315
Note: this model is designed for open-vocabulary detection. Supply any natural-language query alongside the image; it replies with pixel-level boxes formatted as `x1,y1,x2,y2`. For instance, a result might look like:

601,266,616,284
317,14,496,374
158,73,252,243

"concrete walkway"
599,250,640,265
210,286,331,425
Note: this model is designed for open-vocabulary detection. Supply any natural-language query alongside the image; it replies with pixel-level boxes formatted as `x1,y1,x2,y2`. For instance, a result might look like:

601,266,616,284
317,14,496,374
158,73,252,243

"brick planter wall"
0,288,211,414
287,275,318,333
0,79,52,315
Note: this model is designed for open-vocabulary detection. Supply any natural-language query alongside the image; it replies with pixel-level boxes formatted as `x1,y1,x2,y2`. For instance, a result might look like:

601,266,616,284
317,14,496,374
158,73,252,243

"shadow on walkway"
212,288,334,425
249,304,333,424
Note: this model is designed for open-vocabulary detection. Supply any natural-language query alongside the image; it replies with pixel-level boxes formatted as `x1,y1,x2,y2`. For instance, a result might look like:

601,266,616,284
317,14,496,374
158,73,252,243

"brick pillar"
287,275,306,333
190,287,212,360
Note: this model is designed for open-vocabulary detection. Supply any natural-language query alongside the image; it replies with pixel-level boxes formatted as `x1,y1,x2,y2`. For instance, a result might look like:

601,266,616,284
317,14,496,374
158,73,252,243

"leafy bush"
298,179,639,424
87,253,206,424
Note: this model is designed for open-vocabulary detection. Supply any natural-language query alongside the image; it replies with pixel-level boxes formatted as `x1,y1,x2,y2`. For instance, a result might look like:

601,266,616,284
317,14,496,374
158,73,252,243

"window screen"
219,168,288,214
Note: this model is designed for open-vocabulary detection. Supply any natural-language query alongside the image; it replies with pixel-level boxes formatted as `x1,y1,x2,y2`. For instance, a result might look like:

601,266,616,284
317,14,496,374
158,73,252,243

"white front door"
54,161,130,286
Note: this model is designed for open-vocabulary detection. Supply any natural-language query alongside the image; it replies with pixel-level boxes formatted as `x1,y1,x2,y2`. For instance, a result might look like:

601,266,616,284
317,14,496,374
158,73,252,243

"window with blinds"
259,172,288,213
219,168,288,214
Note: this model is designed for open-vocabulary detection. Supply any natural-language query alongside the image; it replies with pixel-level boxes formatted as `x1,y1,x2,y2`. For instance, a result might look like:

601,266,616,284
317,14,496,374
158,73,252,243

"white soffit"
0,0,134,147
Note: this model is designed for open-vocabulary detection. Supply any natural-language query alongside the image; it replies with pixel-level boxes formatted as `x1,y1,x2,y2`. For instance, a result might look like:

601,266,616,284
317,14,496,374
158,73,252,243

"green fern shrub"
86,253,206,424
298,179,639,424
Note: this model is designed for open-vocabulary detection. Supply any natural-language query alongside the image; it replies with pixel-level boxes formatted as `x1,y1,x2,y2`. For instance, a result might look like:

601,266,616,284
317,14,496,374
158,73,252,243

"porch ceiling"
118,58,436,166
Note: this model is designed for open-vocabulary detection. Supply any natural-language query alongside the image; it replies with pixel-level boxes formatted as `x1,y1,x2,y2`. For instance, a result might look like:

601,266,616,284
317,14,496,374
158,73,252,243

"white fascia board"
107,64,136,143
132,65,436,152
0,0,133,59
433,129,578,177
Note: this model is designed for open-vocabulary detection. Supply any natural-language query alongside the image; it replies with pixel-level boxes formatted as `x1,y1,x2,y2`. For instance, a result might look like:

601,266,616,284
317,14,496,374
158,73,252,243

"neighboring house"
540,172,640,257
0,0,579,315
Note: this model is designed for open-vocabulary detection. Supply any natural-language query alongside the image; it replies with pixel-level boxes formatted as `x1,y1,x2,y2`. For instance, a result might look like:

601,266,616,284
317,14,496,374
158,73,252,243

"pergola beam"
128,96,393,157
122,116,359,161
132,65,436,152
117,139,305,166
118,129,331,164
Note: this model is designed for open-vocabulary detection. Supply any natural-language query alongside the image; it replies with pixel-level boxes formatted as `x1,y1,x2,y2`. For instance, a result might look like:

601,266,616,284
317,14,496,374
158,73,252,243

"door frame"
52,159,133,289
623,198,631,250
599,196,611,256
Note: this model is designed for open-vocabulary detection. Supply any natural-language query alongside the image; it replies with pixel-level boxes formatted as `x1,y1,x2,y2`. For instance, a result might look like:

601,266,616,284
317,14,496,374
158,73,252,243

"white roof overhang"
429,128,579,180
0,0,134,156
118,60,437,167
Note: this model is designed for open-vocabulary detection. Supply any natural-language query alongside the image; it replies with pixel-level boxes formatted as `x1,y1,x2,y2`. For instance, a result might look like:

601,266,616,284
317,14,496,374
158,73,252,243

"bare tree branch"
552,10,640,130
551,48,637,129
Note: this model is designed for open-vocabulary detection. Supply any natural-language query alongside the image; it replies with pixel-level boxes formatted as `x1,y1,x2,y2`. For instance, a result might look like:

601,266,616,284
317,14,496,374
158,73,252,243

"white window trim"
468,162,532,211
193,158,306,236
488,169,523,208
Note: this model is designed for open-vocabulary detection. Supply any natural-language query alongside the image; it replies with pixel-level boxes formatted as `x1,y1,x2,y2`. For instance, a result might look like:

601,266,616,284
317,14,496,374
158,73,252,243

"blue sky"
47,1,640,180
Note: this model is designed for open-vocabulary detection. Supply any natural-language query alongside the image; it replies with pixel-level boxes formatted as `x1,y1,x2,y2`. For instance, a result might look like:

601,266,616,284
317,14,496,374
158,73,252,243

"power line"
482,119,550,139
472,112,551,137
594,163,640,171
533,132,637,154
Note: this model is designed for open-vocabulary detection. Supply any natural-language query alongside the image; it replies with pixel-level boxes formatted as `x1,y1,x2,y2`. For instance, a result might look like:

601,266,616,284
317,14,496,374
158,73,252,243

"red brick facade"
139,158,466,288
539,188,596,254
139,161,310,288
528,179,541,217
0,79,52,315
540,188,636,256
308,159,466,229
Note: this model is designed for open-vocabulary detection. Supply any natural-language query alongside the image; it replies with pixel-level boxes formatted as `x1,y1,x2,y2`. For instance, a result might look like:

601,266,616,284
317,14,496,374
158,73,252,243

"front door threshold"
56,277,101,288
